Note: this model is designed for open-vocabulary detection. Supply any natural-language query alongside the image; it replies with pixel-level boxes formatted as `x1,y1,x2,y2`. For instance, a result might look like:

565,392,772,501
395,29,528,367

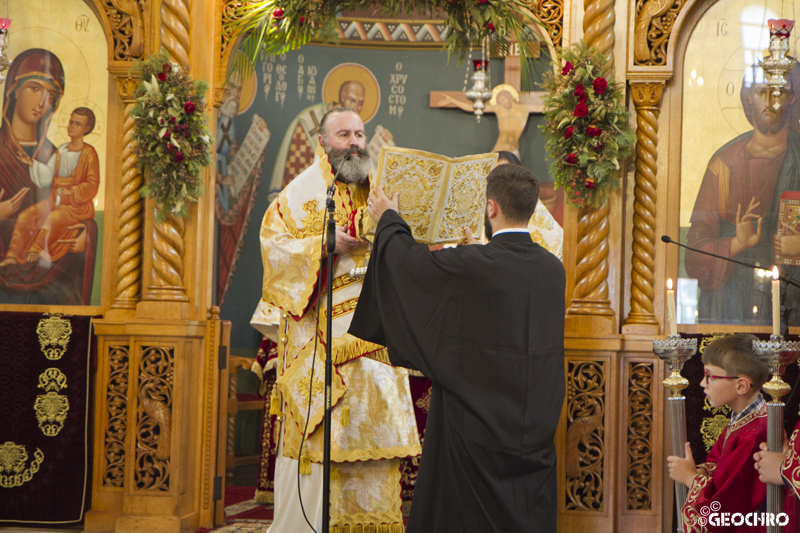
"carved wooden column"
140,0,192,308
623,82,665,334
565,0,617,333
111,77,144,310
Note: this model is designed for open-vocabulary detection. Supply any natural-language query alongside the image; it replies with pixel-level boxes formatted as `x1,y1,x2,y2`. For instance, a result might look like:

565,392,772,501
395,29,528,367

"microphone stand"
322,182,336,533
322,154,349,532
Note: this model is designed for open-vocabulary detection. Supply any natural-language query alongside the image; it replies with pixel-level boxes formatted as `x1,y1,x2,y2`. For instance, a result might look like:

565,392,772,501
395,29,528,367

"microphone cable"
295,186,336,533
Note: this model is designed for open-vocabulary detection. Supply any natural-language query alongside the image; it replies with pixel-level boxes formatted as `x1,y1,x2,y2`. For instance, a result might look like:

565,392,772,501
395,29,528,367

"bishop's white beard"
326,145,370,185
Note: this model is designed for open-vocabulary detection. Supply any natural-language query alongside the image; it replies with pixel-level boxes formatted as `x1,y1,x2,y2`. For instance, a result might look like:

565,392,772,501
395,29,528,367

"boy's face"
701,364,748,408
67,113,90,139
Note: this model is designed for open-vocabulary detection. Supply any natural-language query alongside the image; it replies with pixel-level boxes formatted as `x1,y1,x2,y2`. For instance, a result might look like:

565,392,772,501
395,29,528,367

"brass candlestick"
754,335,800,533
653,334,698,533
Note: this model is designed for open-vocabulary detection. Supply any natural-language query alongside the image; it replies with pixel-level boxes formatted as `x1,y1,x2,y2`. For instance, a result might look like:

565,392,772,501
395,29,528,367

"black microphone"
661,235,800,289
326,154,352,254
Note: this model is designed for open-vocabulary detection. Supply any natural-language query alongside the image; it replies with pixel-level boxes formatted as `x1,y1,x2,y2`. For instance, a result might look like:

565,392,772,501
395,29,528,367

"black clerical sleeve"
349,209,475,376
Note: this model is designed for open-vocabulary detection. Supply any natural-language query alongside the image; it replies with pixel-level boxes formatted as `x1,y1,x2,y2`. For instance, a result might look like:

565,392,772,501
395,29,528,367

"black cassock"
349,210,566,533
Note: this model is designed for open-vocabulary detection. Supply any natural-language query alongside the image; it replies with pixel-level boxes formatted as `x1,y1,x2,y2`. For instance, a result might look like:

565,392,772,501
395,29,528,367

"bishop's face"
749,84,794,135
322,111,370,184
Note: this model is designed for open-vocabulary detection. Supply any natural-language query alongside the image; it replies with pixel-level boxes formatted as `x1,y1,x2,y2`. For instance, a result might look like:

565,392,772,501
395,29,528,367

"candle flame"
773,266,780,280
666,278,673,291
753,306,758,314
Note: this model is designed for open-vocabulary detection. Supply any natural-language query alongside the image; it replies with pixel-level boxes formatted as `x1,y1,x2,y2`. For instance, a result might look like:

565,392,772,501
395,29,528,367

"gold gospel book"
776,191,800,266
369,146,498,244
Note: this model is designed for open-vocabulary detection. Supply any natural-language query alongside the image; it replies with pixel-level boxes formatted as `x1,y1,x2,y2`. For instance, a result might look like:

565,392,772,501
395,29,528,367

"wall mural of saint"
214,58,395,305
0,1,107,306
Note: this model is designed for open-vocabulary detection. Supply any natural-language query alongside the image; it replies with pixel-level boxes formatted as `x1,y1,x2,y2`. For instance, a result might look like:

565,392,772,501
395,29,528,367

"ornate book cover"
776,191,800,266
370,146,498,244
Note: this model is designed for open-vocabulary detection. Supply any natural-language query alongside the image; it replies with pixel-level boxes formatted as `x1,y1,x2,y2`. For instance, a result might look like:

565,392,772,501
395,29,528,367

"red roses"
587,126,602,137
564,153,578,165
184,101,196,114
593,77,607,94
158,72,166,82
574,103,588,117
564,126,574,139
273,8,284,19
562,61,574,76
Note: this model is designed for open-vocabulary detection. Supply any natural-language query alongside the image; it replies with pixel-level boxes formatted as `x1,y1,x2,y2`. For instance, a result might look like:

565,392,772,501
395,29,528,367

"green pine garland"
540,40,635,208
130,51,213,223
226,0,544,90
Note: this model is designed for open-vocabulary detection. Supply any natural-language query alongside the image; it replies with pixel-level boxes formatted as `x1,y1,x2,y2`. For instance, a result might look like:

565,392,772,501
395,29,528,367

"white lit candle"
773,266,781,337
667,278,677,336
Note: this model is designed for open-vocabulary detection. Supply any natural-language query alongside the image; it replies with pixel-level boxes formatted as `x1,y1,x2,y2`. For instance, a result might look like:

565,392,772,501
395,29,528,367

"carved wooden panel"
524,0,564,47
103,345,129,487
102,0,146,60
135,346,174,491
626,362,654,511
633,0,688,65
565,360,606,511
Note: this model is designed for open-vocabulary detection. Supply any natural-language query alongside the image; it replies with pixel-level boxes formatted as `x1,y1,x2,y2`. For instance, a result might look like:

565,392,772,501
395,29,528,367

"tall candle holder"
753,335,800,533
653,334,697,533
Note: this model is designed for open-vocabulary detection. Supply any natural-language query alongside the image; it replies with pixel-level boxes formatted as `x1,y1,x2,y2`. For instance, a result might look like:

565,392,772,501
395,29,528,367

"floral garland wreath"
227,0,543,89
540,40,635,208
131,51,213,223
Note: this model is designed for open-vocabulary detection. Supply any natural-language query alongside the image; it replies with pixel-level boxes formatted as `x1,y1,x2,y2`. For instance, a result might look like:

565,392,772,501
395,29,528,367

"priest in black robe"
349,163,565,533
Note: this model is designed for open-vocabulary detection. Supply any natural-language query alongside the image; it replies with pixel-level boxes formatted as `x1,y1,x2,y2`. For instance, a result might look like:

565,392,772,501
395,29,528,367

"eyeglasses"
703,368,740,382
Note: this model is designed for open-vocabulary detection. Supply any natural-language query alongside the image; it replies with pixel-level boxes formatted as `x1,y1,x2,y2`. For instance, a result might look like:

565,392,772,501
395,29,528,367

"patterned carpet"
194,487,273,533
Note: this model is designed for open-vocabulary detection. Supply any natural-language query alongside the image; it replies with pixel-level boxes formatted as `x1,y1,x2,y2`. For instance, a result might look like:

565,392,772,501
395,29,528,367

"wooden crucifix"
429,51,546,155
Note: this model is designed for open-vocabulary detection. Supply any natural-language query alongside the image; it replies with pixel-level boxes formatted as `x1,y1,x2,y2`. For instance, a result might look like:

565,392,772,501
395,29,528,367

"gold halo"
225,46,258,115
322,63,380,124
488,84,520,106
234,71,257,115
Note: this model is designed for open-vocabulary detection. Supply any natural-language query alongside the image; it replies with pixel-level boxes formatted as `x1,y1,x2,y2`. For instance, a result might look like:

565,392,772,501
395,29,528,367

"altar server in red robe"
667,333,769,532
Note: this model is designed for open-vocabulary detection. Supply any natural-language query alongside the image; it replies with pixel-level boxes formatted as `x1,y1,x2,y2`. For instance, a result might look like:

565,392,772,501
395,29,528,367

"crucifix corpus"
429,48,546,156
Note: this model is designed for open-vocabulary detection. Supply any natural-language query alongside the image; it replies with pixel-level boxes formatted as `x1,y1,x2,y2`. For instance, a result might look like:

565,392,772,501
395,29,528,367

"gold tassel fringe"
342,396,350,427
269,384,281,416
331,341,389,366
300,453,311,475
329,523,403,533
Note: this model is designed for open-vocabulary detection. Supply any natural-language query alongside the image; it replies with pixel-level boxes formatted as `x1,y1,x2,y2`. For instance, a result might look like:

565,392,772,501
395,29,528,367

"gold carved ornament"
627,362,653,511
0,442,45,488
35,368,70,437
103,346,130,487
565,361,606,511
135,346,174,491
36,315,73,360
633,0,687,65
102,0,145,60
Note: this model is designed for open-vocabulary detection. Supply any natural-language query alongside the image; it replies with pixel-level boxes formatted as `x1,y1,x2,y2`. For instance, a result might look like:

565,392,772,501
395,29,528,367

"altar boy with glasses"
667,333,769,532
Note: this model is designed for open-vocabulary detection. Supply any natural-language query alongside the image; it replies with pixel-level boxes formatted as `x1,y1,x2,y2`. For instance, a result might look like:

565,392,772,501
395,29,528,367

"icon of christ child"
0,107,100,267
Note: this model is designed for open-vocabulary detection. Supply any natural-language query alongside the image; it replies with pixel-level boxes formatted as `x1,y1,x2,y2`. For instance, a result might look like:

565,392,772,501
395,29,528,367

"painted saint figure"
685,64,800,325
0,48,98,305
1,107,99,266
